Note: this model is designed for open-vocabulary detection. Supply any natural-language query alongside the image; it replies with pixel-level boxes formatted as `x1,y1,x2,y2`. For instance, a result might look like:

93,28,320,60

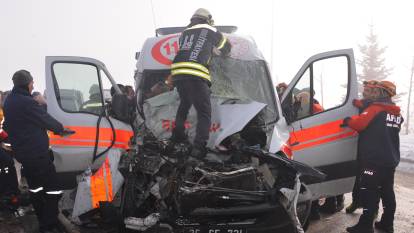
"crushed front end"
118,135,324,233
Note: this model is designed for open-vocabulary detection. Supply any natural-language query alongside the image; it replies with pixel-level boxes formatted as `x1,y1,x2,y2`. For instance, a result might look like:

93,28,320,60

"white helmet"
191,8,213,25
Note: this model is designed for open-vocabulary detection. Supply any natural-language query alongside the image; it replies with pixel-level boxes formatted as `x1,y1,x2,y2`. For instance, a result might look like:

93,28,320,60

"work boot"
320,197,336,214
375,221,394,233
164,136,188,155
336,195,345,212
164,139,177,155
346,202,360,214
190,145,207,159
346,223,374,233
309,201,321,221
309,210,321,221
39,228,65,233
39,222,66,233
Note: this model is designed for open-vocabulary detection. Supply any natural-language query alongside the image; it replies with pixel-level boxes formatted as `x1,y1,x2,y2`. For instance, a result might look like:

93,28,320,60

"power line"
270,0,275,75
405,56,414,134
149,0,157,32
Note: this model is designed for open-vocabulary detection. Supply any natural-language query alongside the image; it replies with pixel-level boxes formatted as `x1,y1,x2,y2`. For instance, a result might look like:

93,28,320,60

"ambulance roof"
136,33,266,72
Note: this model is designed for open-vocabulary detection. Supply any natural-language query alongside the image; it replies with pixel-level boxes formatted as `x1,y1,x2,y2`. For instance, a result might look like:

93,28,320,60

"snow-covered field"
398,133,414,173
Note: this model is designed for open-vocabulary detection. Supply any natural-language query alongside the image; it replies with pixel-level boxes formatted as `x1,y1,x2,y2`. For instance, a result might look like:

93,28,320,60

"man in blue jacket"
3,70,70,233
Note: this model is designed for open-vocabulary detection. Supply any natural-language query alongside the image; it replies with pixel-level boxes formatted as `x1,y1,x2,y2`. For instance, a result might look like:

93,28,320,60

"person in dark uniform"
343,80,402,233
346,80,379,214
81,84,103,115
0,129,20,204
3,70,72,233
170,8,231,158
0,91,20,209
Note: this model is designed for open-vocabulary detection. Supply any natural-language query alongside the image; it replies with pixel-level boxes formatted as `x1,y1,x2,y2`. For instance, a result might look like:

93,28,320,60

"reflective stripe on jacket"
171,23,231,83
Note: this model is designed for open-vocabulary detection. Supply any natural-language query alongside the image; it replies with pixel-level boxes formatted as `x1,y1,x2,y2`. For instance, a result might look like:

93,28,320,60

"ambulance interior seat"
58,89,84,112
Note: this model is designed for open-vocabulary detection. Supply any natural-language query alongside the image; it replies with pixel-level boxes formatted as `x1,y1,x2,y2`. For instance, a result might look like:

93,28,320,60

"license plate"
185,228,247,233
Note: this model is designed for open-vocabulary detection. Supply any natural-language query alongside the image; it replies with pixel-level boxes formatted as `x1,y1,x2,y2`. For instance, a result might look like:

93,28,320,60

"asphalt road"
1,171,414,233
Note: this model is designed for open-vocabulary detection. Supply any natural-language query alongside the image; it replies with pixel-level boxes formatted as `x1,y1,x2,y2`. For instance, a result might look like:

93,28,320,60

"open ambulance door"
45,57,133,188
281,49,359,199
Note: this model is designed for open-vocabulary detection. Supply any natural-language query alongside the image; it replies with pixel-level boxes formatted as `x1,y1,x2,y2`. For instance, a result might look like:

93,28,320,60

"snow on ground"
398,133,414,173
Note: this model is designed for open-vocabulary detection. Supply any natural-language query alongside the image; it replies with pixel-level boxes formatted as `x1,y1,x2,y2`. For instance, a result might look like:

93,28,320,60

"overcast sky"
1,0,413,125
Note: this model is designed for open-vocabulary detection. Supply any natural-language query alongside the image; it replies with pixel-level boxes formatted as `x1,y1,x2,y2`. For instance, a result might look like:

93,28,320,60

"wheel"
120,173,138,218
297,200,312,231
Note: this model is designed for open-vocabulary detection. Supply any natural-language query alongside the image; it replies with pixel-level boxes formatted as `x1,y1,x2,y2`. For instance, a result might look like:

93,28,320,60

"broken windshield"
210,57,278,123
139,57,278,149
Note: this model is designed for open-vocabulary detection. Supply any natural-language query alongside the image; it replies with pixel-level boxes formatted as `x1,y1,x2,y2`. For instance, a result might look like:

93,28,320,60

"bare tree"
405,57,414,134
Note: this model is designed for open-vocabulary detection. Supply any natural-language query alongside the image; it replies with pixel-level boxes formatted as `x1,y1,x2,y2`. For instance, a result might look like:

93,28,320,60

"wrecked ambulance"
45,26,359,232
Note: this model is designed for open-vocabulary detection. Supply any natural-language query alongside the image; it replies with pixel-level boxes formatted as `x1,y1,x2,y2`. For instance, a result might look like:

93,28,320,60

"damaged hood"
242,147,326,184
143,90,266,148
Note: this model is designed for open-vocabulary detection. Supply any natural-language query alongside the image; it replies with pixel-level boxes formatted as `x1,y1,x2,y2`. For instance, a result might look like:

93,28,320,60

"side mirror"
110,93,131,123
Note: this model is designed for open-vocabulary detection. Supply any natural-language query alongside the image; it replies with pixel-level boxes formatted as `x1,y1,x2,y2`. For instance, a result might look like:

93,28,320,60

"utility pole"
270,0,275,75
149,0,157,32
406,57,414,134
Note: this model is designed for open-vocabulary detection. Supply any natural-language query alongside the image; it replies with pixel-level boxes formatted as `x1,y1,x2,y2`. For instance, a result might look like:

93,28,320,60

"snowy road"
307,171,414,233
398,134,414,173
2,171,413,233
1,134,413,233
307,134,414,233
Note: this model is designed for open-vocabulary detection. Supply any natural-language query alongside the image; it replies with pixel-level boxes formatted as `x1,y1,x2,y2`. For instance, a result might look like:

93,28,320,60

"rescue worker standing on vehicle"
343,80,402,233
170,8,231,158
3,70,70,233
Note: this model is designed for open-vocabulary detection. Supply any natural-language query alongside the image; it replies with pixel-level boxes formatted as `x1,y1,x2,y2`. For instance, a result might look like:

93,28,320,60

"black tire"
120,174,138,218
119,173,139,233
297,200,312,231
297,184,312,232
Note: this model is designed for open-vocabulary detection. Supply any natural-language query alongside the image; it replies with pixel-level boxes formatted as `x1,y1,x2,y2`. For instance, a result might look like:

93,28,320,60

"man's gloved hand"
54,128,76,137
0,130,8,141
353,99,373,110
340,117,351,128
352,99,363,108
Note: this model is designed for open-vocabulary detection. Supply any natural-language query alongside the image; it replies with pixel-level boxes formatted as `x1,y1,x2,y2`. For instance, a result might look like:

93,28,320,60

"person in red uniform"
346,80,380,214
344,80,402,233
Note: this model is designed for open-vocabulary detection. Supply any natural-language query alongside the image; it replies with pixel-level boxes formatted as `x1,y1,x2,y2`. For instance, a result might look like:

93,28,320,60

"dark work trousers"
0,148,19,195
172,79,211,147
351,163,361,206
22,156,61,230
358,163,396,227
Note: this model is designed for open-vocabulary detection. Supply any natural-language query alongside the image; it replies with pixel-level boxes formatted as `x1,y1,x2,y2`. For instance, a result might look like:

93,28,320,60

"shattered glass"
141,57,278,149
